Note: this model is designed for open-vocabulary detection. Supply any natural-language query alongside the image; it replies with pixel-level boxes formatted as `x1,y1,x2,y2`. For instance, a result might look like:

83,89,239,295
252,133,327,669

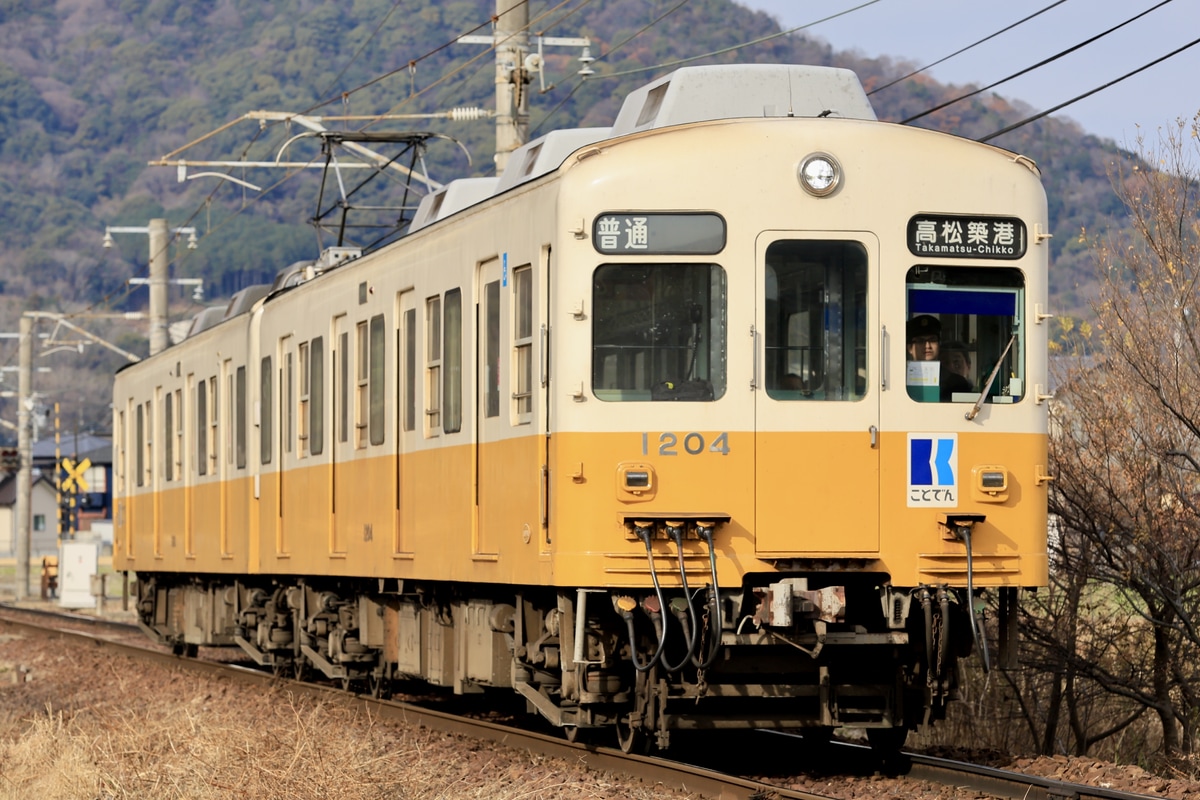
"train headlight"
971,465,1009,503
617,462,657,504
798,153,841,197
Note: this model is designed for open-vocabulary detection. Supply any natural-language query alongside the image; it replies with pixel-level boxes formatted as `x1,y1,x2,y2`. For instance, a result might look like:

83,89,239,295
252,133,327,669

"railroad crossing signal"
61,457,91,492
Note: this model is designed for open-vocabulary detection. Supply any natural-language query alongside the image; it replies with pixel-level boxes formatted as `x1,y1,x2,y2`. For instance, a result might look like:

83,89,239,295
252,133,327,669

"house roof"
32,433,111,466
0,472,55,505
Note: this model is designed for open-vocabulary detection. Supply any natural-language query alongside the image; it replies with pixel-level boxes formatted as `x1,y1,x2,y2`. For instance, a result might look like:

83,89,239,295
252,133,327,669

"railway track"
0,603,1167,800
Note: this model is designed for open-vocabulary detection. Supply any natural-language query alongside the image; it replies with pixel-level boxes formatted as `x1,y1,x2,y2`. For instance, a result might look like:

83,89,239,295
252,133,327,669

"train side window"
164,391,174,482
369,315,385,445
443,290,462,434
225,366,234,466
235,366,247,469
403,307,417,431
484,280,500,419
592,263,727,401
173,389,183,478
339,331,349,444
355,321,368,448
144,400,153,487
904,266,1025,404
116,409,125,494
403,309,416,432
136,403,145,487
425,297,442,435
208,376,219,473
298,341,310,457
764,240,868,401
513,266,533,422
284,352,294,455
260,356,273,465
197,380,208,476
311,337,324,455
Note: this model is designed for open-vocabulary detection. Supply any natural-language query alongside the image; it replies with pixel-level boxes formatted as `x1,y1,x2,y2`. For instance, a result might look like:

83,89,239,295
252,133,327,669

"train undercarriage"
132,570,984,753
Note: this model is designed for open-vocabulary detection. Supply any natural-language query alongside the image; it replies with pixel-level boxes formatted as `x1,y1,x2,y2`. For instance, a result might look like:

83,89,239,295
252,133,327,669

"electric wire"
979,33,1200,142
317,0,409,103
867,0,1070,95
901,0,1177,125
531,0,880,136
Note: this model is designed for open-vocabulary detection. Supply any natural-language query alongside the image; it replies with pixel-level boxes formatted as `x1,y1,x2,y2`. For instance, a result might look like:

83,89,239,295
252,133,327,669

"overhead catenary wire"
867,0,1070,95
533,0,883,136
979,33,1200,143
901,0,1177,125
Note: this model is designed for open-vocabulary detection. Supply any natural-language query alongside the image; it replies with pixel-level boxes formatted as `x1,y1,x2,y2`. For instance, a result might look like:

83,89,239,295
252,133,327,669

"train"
113,63,1050,753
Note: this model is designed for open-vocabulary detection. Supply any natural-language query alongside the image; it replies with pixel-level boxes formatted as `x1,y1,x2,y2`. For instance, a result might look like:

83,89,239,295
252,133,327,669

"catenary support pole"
14,315,31,600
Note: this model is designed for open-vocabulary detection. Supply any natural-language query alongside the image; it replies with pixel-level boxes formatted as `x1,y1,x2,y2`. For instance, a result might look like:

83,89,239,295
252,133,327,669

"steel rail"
0,611,836,800
2,605,1165,800
808,739,1163,800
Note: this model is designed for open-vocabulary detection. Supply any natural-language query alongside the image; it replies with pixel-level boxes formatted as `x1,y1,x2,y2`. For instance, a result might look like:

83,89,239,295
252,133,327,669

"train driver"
906,314,941,361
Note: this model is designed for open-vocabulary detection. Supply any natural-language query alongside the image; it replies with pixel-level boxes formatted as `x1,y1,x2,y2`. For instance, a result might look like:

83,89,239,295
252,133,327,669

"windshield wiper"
965,333,1017,421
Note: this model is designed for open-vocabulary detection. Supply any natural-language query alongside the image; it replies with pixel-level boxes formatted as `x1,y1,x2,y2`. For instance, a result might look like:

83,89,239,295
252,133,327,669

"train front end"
546,65,1049,749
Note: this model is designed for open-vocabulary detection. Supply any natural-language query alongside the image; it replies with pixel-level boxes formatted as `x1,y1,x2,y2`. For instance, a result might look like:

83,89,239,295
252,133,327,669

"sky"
735,0,1200,150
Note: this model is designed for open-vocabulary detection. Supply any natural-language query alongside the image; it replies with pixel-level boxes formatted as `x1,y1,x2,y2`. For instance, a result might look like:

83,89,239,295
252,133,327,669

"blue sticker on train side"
908,433,957,507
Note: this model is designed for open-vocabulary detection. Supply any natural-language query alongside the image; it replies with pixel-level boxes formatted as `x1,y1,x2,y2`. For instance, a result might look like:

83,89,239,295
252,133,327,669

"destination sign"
907,214,1026,260
593,213,726,255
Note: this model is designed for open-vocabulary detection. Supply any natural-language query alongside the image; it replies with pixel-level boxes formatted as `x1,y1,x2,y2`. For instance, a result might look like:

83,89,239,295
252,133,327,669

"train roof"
610,63,876,136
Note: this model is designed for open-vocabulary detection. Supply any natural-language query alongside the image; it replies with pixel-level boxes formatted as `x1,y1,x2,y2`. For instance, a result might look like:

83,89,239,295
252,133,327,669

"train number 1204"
642,432,730,456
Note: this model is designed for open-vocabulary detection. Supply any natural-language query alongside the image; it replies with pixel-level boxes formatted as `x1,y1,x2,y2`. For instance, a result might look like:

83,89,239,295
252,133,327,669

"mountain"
0,0,1139,435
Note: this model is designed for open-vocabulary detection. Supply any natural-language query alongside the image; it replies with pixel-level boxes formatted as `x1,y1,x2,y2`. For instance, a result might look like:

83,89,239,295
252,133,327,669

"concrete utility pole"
148,218,169,356
494,0,530,174
104,219,198,356
9,311,142,599
458,3,592,173
14,315,31,600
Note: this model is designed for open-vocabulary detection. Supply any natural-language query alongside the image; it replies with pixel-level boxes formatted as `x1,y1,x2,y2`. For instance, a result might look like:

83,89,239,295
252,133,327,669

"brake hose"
623,524,669,672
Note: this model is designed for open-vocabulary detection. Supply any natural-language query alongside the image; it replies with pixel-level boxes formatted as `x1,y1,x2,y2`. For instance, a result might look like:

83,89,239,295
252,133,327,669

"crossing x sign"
61,457,92,492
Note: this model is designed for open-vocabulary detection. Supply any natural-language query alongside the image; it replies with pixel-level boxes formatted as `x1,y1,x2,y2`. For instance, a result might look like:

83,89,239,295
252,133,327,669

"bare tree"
1043,118,1200,759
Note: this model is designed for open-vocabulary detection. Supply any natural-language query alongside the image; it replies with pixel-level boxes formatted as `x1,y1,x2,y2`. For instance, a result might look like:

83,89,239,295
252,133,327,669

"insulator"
449,107,487,122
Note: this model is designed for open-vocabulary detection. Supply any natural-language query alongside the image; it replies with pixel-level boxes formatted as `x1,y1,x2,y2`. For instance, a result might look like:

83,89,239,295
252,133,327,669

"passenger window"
764,240,867,401
403,310,416,433
904,266,1025,404
592,263,727,401
260,356,273,465
425,297,441,435
164,391,174,482
310,338,323,456
443,290,462,434
484,280,500,419
513,267,533,422
197,380,208,475
235,365,247,468
369,315,385,444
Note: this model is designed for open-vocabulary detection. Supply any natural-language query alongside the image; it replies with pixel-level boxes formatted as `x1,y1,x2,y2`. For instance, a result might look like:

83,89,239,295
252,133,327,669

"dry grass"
0,634,696,800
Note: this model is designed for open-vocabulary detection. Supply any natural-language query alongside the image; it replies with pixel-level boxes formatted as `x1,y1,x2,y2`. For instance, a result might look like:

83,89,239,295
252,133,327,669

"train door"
395,292,416,556
220,358,232,557
331,313,349,553
754,234,880,555
276,335,293,556
475,257,504,557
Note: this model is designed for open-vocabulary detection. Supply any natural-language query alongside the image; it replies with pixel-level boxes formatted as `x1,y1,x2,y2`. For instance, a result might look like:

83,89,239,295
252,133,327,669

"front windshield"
905,266,1024,404
592,263,727,401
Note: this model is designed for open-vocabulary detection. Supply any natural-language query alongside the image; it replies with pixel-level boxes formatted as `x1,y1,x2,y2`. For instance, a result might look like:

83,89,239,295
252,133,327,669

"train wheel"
867,726,909,770
369,672,392,700
614,712,648,754
171,641,198,658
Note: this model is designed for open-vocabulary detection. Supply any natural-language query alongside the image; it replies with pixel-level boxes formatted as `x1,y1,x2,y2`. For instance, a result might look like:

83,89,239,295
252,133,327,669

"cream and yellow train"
114,64,1050,752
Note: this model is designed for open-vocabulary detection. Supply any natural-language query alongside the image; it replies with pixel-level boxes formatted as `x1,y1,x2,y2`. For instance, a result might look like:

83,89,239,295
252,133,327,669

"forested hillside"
0,0,1141,432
